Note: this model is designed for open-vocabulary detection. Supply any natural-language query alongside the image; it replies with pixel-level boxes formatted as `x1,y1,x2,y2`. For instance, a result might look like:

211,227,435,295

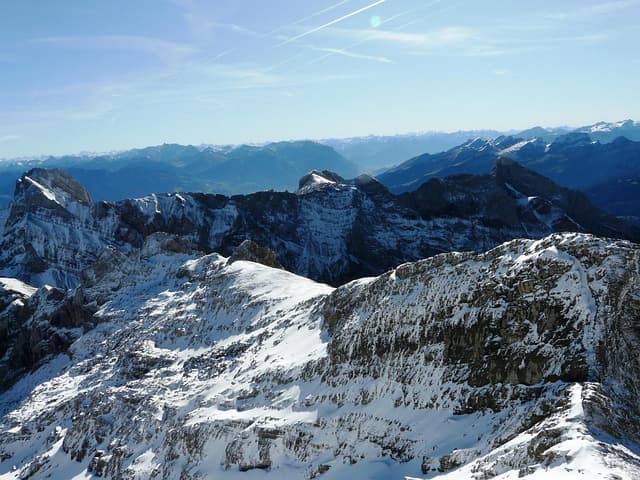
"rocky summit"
0,166,637,289
0,232,639,479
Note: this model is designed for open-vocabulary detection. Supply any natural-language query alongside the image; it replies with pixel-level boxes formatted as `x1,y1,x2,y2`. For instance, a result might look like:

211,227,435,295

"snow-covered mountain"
518,120,640,144
320,120,639,173
1,232,639,479
1,165,637,290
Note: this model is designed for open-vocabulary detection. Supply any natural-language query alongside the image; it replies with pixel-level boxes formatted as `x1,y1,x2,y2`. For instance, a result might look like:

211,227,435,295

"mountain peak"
17,168,92,208
297,170,344,193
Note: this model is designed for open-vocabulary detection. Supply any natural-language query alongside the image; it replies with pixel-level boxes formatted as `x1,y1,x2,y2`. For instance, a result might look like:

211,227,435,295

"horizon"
2,117,637,162
2,0,639,158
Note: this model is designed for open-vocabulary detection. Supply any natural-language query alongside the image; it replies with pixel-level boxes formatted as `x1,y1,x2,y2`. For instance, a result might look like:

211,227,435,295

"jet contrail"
268,0,353,35
277,0,386,46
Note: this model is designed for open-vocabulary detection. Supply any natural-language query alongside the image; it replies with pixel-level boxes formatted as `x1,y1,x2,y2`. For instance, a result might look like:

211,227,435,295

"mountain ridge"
1,163,637,290
1,232,639,478
376,132,640,221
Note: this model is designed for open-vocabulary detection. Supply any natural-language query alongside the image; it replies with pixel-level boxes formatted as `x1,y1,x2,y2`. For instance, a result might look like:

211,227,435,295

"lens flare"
370,15,382,28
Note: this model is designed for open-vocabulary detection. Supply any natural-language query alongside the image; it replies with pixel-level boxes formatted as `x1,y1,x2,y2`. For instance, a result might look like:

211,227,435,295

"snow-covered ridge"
0,233,639,479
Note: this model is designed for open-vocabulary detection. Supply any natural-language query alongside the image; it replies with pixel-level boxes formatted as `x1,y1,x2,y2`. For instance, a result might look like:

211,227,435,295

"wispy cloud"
204,21,263,37
277,0,386,46
358,26,472,46
547,0,639,20
29,35,196,64
0,134,20,143
308,46,392,63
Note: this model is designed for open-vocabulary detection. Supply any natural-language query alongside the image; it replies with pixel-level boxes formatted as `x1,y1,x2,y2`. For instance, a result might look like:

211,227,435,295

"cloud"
0,134,20,143
583,0,639,14
205,21,263,37
308,46,392,63
277,0,386,46
29,35,196,64
547,0,639,19
358,26,472,46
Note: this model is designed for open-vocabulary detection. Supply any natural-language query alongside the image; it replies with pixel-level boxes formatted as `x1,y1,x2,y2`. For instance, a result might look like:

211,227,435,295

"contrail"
277,0,386,46
268,0,353,35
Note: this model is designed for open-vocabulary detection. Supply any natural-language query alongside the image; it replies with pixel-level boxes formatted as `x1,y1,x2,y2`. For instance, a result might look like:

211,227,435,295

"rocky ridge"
1,166,637,289
0,233,639,479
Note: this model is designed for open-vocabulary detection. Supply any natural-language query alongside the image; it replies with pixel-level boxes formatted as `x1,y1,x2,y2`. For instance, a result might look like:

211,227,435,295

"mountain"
1,232,639,479
516,120,640,144
0,141,358,207
322,130,506,172
574,119,640,143
377,133,640,216
1,165,637,290
515,125,572,142
320,120,639,174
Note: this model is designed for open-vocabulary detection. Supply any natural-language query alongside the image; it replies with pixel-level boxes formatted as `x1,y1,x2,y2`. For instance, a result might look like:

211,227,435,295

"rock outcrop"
227,239,284,269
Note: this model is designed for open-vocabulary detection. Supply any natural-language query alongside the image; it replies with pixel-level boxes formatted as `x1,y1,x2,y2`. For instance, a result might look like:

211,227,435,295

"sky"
1,0,639,158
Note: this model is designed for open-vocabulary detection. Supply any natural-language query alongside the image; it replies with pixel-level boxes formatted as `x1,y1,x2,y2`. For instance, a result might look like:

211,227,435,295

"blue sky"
1,0,639,157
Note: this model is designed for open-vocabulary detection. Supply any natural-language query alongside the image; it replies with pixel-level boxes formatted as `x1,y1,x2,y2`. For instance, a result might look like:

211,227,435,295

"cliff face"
1,233,639,479
1,167,637,289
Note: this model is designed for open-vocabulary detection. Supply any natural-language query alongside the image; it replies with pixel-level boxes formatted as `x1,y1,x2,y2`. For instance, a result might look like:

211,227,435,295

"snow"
0,233,639,479
297,172,339,195
0,277,36,297
498,138,541,156
22,176,59,204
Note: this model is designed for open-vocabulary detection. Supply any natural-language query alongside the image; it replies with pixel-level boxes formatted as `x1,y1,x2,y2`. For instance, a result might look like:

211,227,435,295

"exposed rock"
1,166,637,289
227,239,284,269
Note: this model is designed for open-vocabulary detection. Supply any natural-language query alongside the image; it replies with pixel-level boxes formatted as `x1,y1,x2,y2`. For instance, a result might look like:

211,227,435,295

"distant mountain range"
519,119,640,143
0,141,358,207
322,129,506,172
1,119,638,217
321,120,640,171
377,132,640,220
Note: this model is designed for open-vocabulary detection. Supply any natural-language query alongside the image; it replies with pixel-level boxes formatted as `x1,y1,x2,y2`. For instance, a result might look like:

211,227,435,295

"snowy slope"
1,233,639,479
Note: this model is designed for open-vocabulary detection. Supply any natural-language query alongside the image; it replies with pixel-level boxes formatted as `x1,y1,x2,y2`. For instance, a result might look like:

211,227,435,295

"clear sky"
1,0,639,157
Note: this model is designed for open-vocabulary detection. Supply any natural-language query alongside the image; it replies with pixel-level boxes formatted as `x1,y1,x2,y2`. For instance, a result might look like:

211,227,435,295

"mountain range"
1,121,640,479
0,141,358,208
322,120,640,171
377,132,640,221
0,163,637,291
2,120,638,210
